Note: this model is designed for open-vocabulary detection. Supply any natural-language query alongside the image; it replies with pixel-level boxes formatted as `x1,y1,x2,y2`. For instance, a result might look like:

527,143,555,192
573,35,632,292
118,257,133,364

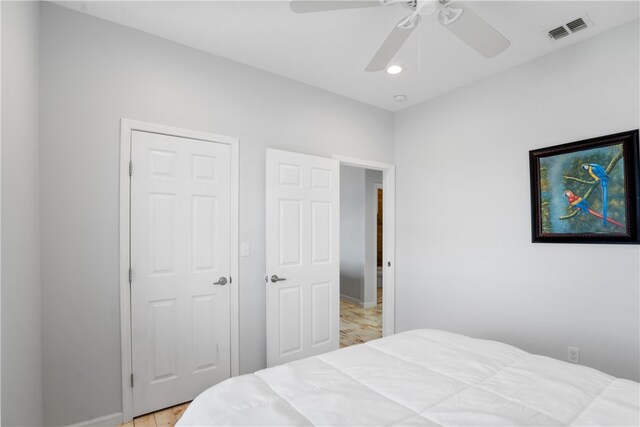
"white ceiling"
54,1,639,111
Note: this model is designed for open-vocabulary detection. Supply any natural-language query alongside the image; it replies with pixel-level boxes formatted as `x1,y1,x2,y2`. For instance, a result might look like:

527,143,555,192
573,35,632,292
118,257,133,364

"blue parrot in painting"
582,163,609,225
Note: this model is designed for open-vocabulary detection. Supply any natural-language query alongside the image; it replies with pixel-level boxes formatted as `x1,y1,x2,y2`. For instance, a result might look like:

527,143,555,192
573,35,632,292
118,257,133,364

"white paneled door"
266,149,340,367
131,130,231,416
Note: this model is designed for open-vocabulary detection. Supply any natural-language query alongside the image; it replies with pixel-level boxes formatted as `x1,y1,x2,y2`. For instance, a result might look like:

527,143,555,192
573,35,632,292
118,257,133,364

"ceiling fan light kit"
386,64,403,75
290,0,511,71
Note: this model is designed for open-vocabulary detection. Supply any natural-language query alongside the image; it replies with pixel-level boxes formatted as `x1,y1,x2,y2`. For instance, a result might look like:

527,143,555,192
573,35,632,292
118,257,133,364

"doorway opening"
265,150,393,366
339,166,384,347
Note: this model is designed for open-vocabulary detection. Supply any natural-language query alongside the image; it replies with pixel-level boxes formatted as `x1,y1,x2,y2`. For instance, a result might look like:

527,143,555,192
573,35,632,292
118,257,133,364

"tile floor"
339,287,383,348
122,402,189,427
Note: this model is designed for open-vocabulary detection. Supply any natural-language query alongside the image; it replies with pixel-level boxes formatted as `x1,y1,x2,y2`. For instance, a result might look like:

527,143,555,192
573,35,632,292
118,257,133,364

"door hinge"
129,160,133,177
130,373,134,387
128,267,132,284
230,276,232,284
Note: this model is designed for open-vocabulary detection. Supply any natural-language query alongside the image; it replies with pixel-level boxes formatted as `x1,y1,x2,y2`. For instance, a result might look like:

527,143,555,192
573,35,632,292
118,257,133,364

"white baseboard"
66,412,123,427
340,294,361,306
341,294,377,309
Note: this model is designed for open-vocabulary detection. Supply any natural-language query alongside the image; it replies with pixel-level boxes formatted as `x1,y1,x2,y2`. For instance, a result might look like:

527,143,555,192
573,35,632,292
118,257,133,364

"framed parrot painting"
529,129,640,244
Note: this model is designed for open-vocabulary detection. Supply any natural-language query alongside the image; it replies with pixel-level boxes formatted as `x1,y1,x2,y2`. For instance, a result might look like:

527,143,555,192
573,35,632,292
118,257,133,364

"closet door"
130,130,231,415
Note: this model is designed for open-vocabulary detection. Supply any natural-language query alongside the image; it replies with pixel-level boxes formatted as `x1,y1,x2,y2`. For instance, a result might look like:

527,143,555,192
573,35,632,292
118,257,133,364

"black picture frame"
529,129,640,244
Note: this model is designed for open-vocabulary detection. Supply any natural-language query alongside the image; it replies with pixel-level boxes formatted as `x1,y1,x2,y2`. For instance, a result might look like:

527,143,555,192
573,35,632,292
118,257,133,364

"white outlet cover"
240,242,250,257
568,346,580,364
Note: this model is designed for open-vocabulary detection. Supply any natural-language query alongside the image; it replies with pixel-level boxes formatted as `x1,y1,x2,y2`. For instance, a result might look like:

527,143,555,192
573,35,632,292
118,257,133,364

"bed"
177,329,640,426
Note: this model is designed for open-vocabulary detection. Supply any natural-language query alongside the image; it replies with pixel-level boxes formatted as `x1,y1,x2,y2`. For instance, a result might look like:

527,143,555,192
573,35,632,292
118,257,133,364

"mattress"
177,329,640,426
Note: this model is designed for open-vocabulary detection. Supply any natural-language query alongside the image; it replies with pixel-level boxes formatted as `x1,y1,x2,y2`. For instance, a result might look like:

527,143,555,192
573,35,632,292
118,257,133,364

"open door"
266,149,340,367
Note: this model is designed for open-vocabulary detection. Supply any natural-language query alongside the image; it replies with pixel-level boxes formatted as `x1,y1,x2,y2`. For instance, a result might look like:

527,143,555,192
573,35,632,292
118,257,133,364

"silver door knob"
213,277,227,286
270,275,286,283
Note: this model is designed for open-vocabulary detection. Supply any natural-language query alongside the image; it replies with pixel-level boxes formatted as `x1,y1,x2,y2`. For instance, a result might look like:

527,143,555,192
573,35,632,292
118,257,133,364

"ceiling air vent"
546,14,593,41
548,26,570,40
566,17,588,33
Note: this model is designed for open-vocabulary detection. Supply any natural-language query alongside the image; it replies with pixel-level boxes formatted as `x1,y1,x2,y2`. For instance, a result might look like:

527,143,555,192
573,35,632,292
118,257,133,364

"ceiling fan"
289,0,511,72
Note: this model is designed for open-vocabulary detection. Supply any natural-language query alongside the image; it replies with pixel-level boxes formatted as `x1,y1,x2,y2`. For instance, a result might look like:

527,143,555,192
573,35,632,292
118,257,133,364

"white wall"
340,166,366,301
38,3,394,425
1,2,43,425
395,20,640,381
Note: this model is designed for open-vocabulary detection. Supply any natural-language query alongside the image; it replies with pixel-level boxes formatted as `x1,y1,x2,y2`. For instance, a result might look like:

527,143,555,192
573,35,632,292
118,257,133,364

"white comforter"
178,329,639,426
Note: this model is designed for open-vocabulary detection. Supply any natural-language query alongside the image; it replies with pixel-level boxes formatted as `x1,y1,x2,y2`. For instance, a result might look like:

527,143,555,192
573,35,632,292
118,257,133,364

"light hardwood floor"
121,402,189,427
123,289,382,426
340,287,383,348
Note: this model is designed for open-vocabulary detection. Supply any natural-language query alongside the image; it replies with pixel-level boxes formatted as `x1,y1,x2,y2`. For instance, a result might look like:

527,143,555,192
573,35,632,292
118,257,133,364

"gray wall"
38,3,394,425
364,169,382,306
340,166,366,301
394,20,640,381
1,2,44,426
339,166,382,305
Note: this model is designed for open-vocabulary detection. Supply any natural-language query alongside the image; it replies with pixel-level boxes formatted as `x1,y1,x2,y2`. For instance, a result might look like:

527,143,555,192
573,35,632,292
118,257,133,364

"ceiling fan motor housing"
416,0,439,15
290,0,511,71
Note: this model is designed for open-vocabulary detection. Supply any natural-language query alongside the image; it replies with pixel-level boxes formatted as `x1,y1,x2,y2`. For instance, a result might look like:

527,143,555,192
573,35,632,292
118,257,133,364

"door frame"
118,119,240,423
332,155,396,337
373,182,384,304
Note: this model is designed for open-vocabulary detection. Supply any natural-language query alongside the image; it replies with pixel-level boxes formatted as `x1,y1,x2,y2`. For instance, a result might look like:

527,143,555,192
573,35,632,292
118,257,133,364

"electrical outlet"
240,242,250,257
568,346,580,364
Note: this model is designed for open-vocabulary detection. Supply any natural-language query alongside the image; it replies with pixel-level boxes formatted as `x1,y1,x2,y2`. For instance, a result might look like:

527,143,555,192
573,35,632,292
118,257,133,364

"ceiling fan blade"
290,0,381,14
438,2,510,58
366,15,420,72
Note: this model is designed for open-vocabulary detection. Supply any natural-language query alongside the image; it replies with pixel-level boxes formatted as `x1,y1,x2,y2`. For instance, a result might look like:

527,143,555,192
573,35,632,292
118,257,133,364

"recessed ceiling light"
393,94,407,102
386,65,403,75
